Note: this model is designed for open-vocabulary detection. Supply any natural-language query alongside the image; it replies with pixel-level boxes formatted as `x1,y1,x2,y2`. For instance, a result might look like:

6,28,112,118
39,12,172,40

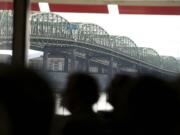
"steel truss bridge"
0,11,179,81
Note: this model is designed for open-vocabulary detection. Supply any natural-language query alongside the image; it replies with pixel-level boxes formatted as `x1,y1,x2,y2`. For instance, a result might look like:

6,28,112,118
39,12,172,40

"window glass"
0,0,13,64
28,1,180,115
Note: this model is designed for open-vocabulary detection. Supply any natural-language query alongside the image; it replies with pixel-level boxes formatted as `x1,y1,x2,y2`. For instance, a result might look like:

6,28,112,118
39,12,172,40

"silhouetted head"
62,72,99,113
107,74,136,110
0,64,55,135
128,75,180,134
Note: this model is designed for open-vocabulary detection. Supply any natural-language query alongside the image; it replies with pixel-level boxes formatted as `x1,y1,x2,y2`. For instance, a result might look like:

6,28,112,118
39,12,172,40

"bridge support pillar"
98,65,103,74
137,63,143,74
71,49,76,72
64,56,68,72
85,54,90,72
43,50,49,71
108,57,113,78
116,64,120,73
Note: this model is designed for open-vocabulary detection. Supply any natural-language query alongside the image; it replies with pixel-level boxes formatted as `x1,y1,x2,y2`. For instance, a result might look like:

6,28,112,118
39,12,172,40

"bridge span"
0,11,179,90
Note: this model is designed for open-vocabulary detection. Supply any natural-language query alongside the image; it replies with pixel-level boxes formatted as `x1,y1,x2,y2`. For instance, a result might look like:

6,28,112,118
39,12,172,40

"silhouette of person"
61,72,104,135
0,64,55,135
106,74,137,135
128,75,180,135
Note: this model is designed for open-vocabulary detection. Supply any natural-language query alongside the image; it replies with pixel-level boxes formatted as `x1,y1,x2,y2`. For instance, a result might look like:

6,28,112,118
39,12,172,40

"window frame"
12,0,30,67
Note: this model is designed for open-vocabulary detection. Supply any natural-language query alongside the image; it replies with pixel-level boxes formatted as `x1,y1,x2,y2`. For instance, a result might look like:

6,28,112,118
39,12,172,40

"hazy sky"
59,13,180,58
39,4,180,58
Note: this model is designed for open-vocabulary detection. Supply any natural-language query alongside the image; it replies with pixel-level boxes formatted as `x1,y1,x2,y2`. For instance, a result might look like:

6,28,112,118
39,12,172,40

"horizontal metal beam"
3,0,180,6
33,0,180,6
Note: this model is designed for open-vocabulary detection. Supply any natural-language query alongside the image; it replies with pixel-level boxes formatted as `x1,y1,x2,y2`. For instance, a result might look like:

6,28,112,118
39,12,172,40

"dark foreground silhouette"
0,65,55,135
105,74,137,135
127,75,180,135
1,65,180,135
61,72,107,135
